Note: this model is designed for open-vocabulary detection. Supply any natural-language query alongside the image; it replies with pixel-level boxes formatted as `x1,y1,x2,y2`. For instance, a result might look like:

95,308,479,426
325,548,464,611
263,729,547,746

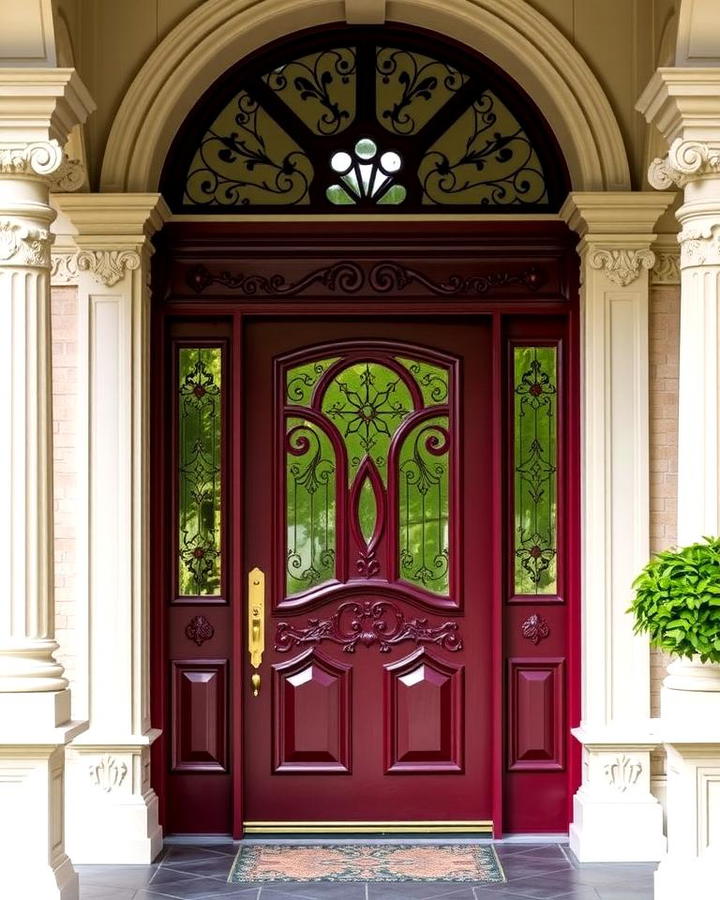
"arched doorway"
150,24,580,838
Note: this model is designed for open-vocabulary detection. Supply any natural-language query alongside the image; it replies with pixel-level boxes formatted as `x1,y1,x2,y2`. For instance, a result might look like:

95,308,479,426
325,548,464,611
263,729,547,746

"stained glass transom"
165,30,565,212
178,347,222,596
513,346,558,595
283,350,453,598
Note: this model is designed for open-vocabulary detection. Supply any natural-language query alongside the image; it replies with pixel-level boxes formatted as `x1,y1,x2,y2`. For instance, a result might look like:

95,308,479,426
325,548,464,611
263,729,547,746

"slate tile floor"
77,841,656,900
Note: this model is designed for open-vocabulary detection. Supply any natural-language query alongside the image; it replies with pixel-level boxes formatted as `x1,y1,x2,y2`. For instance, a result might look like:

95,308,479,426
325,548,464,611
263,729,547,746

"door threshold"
243,821,493,835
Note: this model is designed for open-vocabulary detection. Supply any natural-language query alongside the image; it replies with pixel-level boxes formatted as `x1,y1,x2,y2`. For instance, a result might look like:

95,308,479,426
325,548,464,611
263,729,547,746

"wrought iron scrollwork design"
275,599,462,653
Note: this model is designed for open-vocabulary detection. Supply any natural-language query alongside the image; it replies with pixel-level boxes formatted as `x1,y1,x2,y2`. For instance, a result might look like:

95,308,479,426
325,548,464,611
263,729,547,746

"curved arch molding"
99,0,631,194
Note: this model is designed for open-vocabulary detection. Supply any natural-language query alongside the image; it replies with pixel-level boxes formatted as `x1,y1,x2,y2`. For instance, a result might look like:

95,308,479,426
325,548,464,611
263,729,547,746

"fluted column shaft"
0,150,66,692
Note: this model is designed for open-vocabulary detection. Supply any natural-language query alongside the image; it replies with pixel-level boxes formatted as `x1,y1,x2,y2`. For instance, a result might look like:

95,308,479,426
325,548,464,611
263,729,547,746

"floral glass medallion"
327,138,406,205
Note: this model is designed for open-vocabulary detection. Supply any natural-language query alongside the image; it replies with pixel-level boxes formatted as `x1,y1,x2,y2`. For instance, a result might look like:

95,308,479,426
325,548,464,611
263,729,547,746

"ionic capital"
649,139,720,190
76,249,142,287
587,247,655,287
0,140,64,178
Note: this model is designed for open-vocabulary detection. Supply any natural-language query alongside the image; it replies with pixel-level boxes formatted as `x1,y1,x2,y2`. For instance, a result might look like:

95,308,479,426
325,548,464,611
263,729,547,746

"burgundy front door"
243,317,493,828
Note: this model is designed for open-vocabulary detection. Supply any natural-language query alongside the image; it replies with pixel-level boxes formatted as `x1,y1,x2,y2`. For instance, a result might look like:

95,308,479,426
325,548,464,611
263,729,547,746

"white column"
53,194,168,863
0,71,93,899
560,192,673,861
638,67,720,899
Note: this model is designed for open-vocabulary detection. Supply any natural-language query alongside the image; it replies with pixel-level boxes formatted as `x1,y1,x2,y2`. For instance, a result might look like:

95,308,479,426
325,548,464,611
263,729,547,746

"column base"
0,728,87,900
66,732,163,864
569,726,666,862
569,788,666,862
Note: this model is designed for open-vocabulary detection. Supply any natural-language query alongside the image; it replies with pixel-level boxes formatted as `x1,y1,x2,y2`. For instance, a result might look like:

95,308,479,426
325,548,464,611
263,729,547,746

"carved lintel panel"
275,599,462,653
186,260,543,298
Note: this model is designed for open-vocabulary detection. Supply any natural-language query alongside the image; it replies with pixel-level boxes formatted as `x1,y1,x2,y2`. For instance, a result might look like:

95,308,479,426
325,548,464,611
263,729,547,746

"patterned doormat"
228,843,505,883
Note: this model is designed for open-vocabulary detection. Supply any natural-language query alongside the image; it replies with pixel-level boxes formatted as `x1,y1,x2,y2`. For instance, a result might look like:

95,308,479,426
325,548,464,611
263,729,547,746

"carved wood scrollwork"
274,599,462,653
186,261,543,297
185,614,215,646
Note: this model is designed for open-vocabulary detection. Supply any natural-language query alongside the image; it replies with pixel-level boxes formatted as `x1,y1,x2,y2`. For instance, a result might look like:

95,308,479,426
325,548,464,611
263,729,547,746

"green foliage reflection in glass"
513,346,557,594
399,416,450,594
286,418,337,595
178,348,222,596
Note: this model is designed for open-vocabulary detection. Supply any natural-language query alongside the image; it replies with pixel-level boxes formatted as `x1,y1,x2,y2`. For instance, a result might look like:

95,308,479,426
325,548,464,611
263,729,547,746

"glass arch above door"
161,25,569,213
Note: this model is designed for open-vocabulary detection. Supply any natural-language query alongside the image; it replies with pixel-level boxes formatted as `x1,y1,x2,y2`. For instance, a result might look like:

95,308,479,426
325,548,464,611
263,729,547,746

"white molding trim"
99,0,630,194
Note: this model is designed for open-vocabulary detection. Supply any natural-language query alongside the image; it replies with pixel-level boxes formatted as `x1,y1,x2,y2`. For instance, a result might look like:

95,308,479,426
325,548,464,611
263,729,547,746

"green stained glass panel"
396,357,449,405
513,346,558,595
398,416,450,595
357,475,378,544
286,418,337,594
178,347,222,596
322,362,413,483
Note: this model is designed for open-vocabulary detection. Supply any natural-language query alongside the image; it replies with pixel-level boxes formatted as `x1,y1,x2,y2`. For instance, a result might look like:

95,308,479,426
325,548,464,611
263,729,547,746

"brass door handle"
248,568,265,696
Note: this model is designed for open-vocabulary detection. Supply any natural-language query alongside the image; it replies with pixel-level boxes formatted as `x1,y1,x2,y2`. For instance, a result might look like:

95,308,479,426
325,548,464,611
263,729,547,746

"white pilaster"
0,70,93,899
638,66,720,898
54,193,168,863
560,192,673,861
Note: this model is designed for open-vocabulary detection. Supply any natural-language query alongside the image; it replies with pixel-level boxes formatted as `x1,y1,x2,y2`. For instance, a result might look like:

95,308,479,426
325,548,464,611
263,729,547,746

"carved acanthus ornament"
648,139,720,190
588,248,655,286
50,252,80,285
677,224,720,267
76,249,142,286
603,754,642,793
0,140,64,177
651,250,681,284
48,156,86,193
89,754,128,793
0,221,53,267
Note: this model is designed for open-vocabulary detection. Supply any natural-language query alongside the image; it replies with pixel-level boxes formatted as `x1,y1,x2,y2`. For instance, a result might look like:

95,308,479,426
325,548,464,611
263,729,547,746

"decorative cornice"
651,250,681,284
48,155,86,192
76,249,141,286
677,223,720,267
648,138,720,190
0,140,64,177
587,248,655,286
50,251,79,285
0,220,53,267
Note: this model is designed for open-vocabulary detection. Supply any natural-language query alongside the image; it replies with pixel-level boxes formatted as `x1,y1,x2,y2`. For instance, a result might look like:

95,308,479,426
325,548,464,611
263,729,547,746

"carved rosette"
651,251,680,284
0,221,53,268
89,754,128,793
587,248,655,287
521,613,550,645
648,139,720,190
185,614,215,647
77,249,142,286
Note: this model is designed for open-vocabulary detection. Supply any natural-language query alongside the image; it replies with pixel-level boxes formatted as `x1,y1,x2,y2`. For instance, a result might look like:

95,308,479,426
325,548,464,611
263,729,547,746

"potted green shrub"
630,537,720,692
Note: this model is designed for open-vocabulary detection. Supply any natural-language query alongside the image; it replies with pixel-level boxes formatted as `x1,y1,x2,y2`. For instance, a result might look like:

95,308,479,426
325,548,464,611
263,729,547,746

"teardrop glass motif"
357,474,377,545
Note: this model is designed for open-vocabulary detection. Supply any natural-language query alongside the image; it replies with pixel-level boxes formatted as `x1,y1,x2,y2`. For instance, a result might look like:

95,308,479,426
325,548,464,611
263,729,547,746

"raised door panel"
507,657,565,771
171,659,228,772
384,647,464,773
272,648,352,773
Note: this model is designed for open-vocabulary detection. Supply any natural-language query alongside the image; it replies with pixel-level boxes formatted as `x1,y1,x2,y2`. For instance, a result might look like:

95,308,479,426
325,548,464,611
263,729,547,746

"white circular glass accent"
380,151,402,173
331,151,353,173
355,138,377,160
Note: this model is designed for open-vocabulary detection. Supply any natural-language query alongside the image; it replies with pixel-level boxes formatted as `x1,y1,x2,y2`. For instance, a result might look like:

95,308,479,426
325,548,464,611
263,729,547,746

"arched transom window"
162,27,568,212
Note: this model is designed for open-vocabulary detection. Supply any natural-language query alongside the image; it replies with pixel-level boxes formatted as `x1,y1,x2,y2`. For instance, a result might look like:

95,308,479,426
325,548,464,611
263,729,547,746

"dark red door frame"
150,220,581,838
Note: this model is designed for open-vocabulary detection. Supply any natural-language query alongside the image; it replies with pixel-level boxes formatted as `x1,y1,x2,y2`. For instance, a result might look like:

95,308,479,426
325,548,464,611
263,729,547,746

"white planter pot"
663,656,720,691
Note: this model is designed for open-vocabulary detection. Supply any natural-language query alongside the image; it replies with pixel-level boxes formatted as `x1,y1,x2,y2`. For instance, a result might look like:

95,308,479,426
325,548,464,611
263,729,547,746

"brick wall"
51,286,80,696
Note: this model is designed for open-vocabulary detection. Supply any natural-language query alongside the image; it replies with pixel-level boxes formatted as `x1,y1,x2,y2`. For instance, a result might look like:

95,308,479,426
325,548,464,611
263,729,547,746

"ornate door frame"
149,218,581,837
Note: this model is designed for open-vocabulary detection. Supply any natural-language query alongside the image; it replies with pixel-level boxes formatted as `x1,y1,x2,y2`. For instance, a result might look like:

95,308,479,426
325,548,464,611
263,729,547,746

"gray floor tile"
261,887,367,900
367,888,477,900
159,858,234,879
79,886,140,900
78,866,160,889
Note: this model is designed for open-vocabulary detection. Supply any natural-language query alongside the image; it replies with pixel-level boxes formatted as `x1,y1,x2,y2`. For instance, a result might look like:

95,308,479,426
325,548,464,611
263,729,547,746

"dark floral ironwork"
264,48,356,135
184,92,312,206
377,47,466,135
275,599,462,653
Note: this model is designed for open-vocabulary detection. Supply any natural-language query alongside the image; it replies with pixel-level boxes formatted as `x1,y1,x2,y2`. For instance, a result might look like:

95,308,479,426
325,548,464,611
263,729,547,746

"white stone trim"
99,0,630,193
54,193,169,865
